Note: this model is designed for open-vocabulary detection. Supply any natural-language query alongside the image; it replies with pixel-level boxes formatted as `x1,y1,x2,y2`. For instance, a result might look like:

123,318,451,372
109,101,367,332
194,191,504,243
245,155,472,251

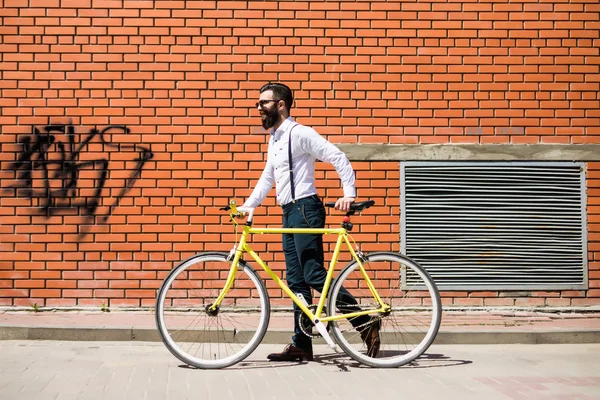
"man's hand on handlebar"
335,197,355,212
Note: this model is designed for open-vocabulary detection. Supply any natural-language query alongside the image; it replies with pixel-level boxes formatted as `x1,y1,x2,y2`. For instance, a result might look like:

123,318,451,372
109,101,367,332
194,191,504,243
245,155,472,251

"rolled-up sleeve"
299,128,356,198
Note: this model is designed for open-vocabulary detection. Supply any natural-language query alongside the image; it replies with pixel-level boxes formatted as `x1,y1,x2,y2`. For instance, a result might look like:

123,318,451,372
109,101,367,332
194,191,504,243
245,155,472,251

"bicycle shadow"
312,351,473,371
176,349,472,371
177,360,311,371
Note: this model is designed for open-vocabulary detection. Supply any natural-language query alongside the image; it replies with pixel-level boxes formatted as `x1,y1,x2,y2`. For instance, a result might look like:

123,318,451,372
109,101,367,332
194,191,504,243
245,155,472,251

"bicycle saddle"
325,200,375,212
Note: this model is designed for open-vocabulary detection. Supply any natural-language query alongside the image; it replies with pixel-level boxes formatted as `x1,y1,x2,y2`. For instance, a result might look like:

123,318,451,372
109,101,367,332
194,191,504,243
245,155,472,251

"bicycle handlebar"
222,200,255,222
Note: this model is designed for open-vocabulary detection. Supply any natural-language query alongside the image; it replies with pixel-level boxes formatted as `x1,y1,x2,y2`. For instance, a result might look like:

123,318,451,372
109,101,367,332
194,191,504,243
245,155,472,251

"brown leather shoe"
267,344,313,362
360,319,381,358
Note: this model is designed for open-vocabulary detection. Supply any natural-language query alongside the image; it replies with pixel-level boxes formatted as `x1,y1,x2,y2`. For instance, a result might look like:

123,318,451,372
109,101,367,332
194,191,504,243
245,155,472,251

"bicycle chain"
298,305,331,338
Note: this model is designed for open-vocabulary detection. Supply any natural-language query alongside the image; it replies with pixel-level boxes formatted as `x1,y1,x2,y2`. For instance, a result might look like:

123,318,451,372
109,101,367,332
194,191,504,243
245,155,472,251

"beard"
261,106,279,130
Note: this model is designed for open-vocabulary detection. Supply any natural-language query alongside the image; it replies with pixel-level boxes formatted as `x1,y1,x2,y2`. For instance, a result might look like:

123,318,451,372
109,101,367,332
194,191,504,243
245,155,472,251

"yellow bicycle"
155,199,441,368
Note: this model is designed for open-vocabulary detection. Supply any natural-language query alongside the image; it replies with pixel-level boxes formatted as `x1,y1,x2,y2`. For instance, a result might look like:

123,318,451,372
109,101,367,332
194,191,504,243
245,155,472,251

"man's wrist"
342,189,356,199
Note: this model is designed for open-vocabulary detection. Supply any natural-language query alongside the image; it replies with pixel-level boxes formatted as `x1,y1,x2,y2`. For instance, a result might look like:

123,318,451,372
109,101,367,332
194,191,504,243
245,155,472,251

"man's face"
257,90,281,130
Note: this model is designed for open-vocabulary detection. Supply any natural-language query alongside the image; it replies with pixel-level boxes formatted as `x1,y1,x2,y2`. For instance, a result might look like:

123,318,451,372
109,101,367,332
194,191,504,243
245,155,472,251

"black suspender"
287,123,300,202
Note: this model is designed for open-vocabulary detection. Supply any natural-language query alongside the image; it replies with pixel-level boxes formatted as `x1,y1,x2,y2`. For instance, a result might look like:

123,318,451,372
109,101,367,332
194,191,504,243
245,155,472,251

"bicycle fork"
208,244,246,313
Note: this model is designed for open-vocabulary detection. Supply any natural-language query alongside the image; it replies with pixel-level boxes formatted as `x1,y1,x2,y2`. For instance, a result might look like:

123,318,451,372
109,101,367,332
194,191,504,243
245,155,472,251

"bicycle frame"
211,221,390,326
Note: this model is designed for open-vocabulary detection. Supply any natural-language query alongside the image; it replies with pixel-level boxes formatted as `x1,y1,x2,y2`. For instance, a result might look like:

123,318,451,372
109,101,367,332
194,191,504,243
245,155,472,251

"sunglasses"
255,99,280,108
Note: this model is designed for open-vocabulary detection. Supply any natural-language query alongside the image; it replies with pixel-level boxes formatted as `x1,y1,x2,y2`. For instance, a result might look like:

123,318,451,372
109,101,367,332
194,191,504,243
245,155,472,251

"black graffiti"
7,123,153,223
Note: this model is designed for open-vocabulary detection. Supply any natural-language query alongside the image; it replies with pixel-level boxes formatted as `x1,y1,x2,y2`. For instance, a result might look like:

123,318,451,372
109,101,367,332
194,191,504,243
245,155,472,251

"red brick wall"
0,0,599,308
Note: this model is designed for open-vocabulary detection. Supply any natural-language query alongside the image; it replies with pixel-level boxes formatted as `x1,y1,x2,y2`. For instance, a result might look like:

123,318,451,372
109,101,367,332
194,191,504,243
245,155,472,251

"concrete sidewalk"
1,308,600,344
3,341,600,399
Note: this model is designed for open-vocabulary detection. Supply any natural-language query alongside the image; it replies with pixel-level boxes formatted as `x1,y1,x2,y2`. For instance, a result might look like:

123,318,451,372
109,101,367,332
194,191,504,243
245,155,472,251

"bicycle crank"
298,305,331,338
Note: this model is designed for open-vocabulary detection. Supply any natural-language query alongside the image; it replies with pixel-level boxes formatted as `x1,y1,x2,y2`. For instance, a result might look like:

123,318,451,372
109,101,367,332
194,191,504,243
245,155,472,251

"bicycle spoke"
328,252,441,368
156,254,269,369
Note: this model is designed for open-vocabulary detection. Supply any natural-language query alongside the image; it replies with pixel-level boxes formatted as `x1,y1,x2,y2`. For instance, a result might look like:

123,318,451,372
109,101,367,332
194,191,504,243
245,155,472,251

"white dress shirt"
243,117,356,208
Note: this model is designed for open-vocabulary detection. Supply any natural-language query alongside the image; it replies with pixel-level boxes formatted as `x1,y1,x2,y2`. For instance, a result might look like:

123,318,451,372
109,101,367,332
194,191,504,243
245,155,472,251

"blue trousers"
282,195,369,349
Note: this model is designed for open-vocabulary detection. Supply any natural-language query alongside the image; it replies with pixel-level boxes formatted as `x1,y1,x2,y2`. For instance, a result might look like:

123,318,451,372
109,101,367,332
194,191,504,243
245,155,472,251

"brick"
0,1,598,308
546,298,572,307
484,298,515,306
453,298,484,306
29,289,60,298
109,299,140,307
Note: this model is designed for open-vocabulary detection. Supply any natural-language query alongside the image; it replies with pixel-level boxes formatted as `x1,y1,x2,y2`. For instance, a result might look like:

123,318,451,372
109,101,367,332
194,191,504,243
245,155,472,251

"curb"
1,326,599,345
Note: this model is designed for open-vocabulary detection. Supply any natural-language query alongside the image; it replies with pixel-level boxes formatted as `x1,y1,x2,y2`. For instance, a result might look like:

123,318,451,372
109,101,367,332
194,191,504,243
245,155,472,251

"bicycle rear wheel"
155,252,270,369
328,252,441,368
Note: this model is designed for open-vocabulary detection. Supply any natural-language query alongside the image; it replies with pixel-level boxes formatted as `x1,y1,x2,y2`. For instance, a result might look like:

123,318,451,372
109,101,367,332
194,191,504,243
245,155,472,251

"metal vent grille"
401,162,587,290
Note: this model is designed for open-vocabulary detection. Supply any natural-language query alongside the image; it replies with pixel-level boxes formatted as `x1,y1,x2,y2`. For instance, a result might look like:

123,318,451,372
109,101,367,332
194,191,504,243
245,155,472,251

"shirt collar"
270,116,293,137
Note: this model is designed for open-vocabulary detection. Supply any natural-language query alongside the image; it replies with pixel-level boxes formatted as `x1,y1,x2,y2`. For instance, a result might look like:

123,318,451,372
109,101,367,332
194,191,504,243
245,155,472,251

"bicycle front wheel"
155,252,270,369
328,252,441,368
